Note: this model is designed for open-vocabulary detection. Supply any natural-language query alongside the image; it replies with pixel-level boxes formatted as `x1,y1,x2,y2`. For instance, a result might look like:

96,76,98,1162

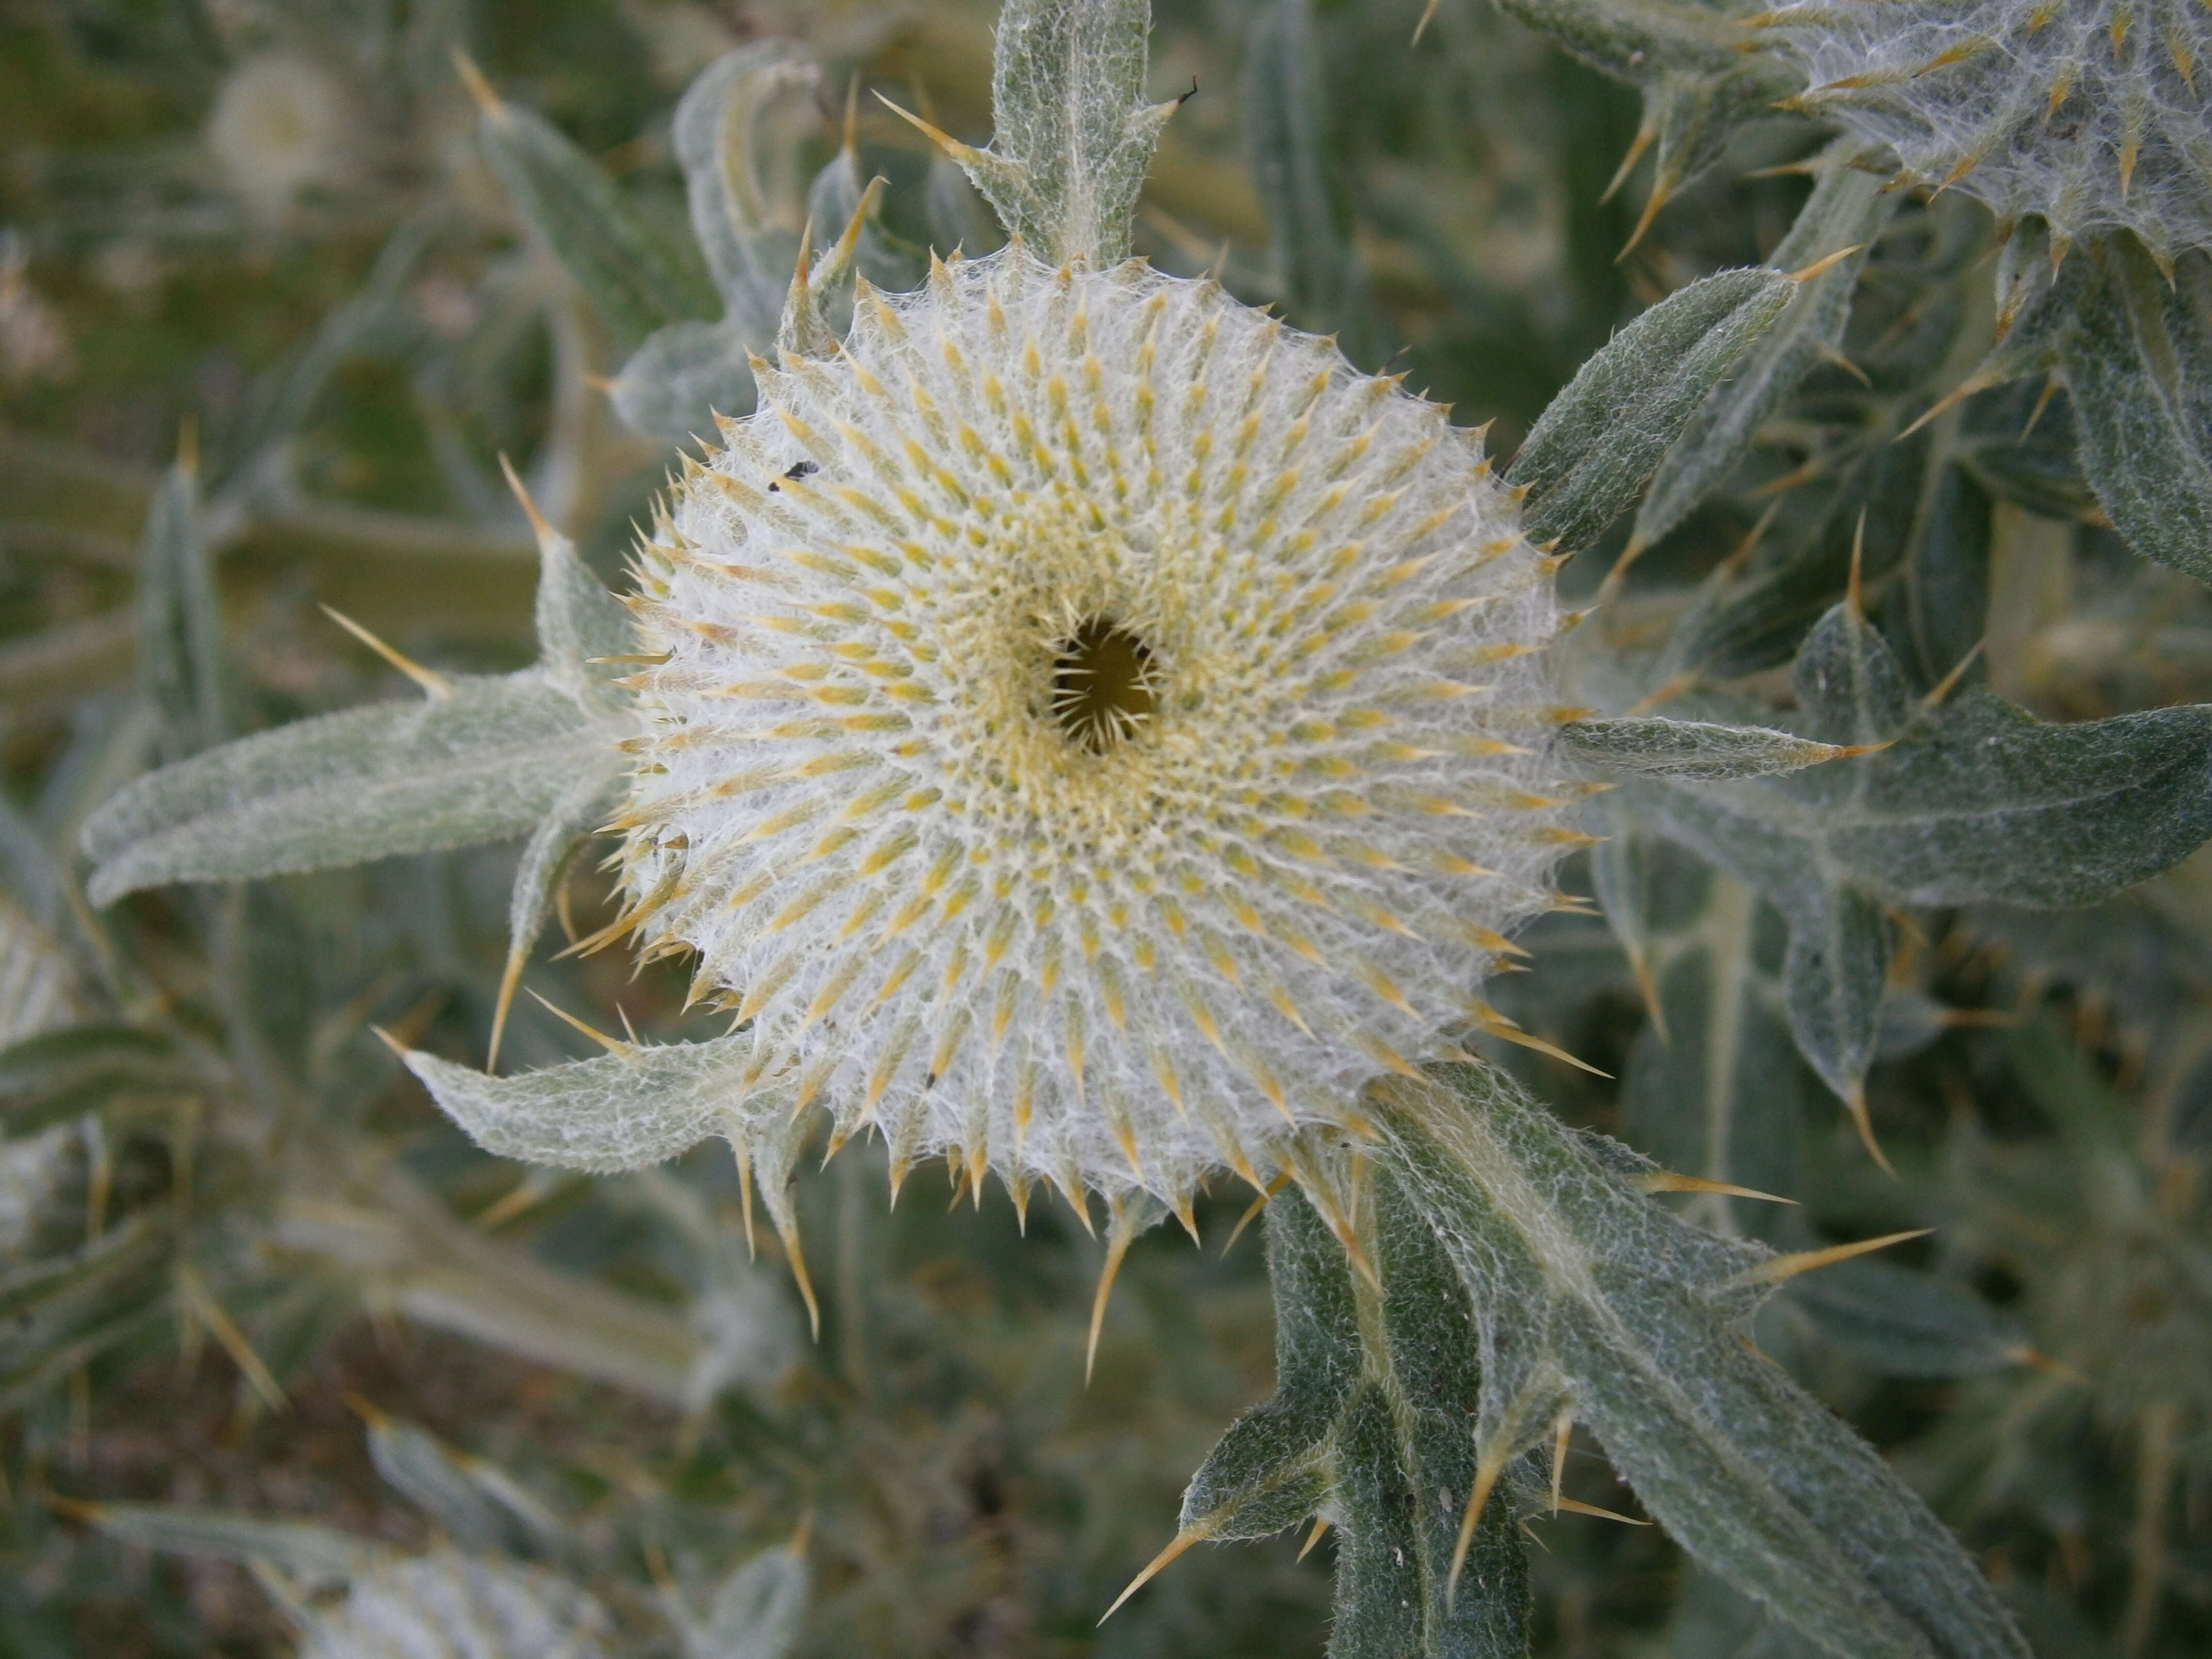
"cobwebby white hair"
611,245,1581,1215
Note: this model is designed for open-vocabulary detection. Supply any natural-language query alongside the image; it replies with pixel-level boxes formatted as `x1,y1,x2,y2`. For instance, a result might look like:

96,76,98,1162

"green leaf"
1781,1260,2027,1379
529,515,636,703
365,1417,572,1563
1371,1065,2031,1659
1881,460,1991,693
1176,1178,1531,1656
80,673,600,905
1511,268,1795,555
502,765,626,1002
87,1504,378,1588
1628,603,2212,919
1634,146,1897,551
1620,874,1805,1243
1245,0,1385,364
1560,717,1860,780
477,100,718,345
686,1542,810,1659
672,43,815,333
0,1214,167,1324
0,1024,198,1137
969,0,1180,265
1780,882,1888,1107
608,320,759,443
1361,1169,1533,1659
1178,1184,1359,1541
135,461,231,766
2061,242,2212,582
399,1032,765,1172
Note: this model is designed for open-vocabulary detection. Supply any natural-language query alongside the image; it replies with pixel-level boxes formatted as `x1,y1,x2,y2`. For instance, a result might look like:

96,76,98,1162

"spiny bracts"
1766,0,2212,261
611,246,1580,1214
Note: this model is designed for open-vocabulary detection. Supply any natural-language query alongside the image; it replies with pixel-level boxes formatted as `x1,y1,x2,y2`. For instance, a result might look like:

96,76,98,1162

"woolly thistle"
1765,0,2212,259
609,245,1579,1215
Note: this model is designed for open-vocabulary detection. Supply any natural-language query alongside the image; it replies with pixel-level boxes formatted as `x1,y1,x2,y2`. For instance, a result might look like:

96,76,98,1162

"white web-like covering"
1777,0,2212,257
620,247,1574,1206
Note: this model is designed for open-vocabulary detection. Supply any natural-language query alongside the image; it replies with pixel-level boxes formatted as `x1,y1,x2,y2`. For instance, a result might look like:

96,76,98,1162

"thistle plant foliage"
9,0,2212,1654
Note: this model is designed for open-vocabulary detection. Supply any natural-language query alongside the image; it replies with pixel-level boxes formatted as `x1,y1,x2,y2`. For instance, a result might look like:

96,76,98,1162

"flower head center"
1050,615,1158,755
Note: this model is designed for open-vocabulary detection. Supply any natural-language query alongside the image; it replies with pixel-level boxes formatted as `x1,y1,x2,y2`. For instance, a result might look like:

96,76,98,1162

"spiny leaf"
85,1503,378,1588
363,1415,572,1563
472,82,717,344
398,1032,767,1173
966,0,1181,265
80,673,601,905
1511,267,1795,555
0,1023,197,1137
1560,716,1864,781
2061,241,2212,583
1781,1259,2030,1379
135,457,231,766
683,1539,810,1659
1177,1184,1358,1542
1634,143,1898,552
1370,1064,2031,1659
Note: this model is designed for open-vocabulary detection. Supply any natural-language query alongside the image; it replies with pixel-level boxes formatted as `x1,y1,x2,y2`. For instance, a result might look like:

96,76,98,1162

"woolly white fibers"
613,246,1577,1212
1770,0,2212,261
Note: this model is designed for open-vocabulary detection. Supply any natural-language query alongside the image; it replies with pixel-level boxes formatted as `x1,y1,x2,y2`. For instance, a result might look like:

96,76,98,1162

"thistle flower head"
615,247,1575,1211
206,53,354,226
1769,0,2212,259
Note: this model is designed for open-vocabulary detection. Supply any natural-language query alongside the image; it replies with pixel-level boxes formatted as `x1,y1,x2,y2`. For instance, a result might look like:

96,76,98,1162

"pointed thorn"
1634,1170,1797,1204
2020,372,2061,440
320,605,455,701
1297,1516,1331,1560
369,1024,407,1058
1222,1170,1291,1257
1411,0,1443,46
2008,1345,2087,1384
487,942,527,1070
1899,367,2006,437
1100,1526,1209,1623
1602,125,1657,205
1616,178,1671,263
1843,1086,1895,1174
497,452,564,552
475,1172,552,1230
1627,950,1670,1045
448,47,508,124
1784,244,1864,284
1921,639,1985,710
872,92,987,167
339,1391,391,1427
1741,1228,1931,1288
734,1141,757,1261
525,988,634,1056
1548,1495,1651,1525
1549,1412,1572,1515
782,1219,821,1341
1446,1445,1509,1606
1086,1218,1139,1386
1846,509,1867,614
1477,1019,1613,1078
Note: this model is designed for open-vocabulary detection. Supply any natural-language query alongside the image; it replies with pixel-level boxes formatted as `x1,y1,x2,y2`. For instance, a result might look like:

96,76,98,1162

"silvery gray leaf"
400,1032,767,1173
80,673,602,904
1512,267,1796,556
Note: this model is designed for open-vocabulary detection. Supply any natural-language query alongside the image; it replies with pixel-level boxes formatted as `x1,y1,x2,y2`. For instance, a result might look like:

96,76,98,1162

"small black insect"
766,459,820,493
